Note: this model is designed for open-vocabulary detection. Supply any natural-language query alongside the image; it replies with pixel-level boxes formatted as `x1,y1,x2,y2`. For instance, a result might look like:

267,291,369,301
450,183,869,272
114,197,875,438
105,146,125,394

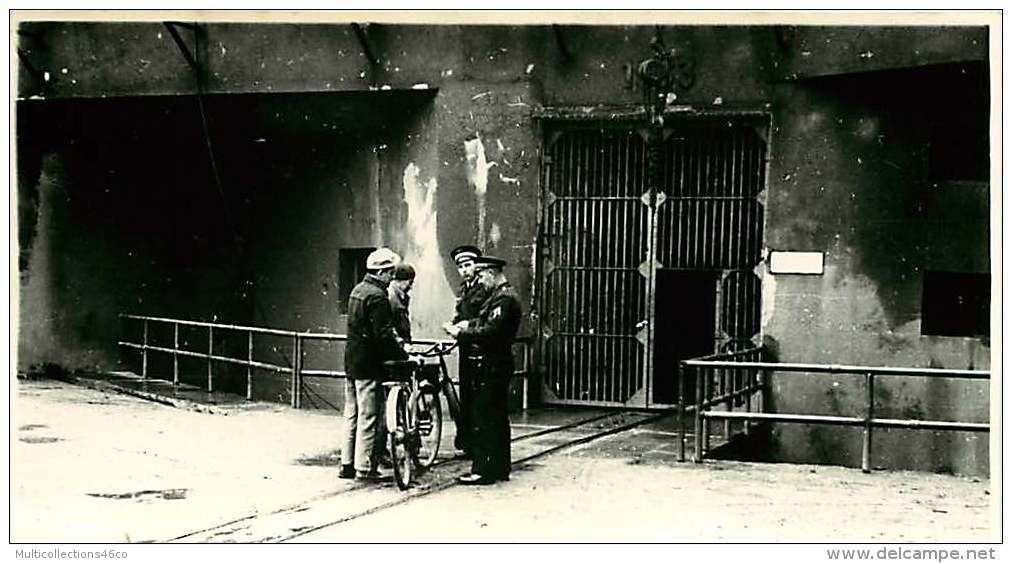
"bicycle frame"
409,342,465,433
384,342,460,490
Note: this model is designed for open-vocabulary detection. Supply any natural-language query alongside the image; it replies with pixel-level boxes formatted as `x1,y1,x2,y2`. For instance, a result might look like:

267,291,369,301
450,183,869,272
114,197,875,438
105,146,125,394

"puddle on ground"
19,436,63,444
295,449,342,467
86,488,189,501
19,424,49,431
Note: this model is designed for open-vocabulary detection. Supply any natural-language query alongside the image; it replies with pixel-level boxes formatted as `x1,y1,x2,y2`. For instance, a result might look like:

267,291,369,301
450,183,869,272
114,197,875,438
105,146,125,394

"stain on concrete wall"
400,162,457,338
463,134,494,249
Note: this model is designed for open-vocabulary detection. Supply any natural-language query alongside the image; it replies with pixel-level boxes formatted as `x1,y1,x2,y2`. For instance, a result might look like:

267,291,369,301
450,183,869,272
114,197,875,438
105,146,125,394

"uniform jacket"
387,284,412,343
458,281,522,372
454,278,492,357
453,279,492,323
345,274,407,380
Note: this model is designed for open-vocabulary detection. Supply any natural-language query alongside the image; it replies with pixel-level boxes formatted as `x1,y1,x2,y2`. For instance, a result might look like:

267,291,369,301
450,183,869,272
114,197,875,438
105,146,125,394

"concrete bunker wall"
15,21,993,474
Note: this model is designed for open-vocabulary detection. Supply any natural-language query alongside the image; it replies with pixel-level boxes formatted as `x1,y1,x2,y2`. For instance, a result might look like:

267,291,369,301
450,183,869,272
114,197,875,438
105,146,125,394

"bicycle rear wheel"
409,387,442,468
385,386,413,490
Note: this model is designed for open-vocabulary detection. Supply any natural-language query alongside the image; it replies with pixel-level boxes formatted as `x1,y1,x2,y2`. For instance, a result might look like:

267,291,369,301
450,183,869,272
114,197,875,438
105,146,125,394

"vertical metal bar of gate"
642,128,659,408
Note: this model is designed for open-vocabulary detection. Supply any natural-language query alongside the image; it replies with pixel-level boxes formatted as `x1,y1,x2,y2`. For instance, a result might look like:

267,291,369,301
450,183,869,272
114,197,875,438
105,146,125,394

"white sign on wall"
769,251,825,275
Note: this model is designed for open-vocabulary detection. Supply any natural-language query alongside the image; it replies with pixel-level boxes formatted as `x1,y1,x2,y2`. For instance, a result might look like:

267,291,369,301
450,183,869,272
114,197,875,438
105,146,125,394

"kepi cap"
472,255,507,272
366,247,401,270
450,244,482,265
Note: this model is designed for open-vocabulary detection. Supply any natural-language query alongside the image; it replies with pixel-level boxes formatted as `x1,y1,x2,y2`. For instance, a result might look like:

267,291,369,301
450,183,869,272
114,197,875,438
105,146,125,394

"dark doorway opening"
653,269,718,405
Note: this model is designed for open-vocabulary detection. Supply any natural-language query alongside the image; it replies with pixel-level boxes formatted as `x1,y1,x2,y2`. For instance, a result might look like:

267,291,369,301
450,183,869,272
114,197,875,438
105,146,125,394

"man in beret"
339,247,407,481
448,244,492,455
388,263,415,343
443,255,522,485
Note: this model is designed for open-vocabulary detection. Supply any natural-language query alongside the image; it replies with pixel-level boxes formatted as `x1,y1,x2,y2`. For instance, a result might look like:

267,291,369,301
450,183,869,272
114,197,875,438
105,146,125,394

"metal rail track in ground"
166,408,676,543
275,408,678,542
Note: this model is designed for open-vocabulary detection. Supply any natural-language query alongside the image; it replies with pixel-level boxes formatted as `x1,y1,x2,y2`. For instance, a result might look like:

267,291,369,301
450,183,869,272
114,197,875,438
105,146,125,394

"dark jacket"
454,278,492,357
458,281,522,369
345,274,407,380
388,284,412,343
453,279,492,324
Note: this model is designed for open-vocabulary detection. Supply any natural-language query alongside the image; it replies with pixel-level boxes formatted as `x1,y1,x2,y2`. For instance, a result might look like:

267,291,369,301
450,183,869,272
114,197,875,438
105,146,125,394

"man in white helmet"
339,247,407,481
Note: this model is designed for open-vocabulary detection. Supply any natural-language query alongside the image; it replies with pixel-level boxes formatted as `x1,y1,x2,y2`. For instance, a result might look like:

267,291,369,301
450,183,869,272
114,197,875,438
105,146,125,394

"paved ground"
10,378,998,543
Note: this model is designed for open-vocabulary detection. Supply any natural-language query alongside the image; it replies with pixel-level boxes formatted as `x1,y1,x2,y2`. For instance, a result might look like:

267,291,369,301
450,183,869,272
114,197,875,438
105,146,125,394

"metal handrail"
684,359,987,379
678,346,765,463
684,353,990,471
118,314,534,410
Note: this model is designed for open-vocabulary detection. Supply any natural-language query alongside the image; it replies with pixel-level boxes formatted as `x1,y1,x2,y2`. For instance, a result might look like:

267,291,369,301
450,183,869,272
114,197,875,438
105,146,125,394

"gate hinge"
636,323,649,346
640,191,667,207
543,258,556,277
638,258,661,279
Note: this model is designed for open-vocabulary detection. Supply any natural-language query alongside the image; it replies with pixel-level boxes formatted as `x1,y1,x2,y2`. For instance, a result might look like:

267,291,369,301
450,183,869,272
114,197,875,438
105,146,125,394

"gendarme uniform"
454,277,492,324
456,257,522,482
449,245,491,454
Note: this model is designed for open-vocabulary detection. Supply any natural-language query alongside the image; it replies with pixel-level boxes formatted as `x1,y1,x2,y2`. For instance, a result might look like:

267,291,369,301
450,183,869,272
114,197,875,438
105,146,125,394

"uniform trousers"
468,370,511,479
456,355,481,451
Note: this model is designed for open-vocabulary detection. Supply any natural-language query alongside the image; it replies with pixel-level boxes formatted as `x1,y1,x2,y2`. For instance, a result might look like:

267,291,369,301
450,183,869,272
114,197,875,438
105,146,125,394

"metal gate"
536,116,768,408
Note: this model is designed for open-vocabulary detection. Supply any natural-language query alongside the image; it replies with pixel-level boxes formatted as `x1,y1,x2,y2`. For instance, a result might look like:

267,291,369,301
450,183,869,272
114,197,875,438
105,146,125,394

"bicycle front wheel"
385,386,412,490
409,387,442,468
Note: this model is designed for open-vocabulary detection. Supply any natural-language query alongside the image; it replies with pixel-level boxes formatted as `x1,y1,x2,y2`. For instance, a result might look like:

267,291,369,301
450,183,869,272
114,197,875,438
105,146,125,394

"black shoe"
355,470,383,482
457,473,496,486
338,464,356,479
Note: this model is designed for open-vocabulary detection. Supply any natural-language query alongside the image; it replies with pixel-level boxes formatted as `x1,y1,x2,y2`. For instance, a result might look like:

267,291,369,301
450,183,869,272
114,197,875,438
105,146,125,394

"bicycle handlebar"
410,341,458,358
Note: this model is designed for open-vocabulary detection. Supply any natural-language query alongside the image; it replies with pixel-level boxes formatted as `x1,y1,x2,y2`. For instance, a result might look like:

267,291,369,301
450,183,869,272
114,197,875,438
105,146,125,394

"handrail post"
291,334,297,409
246,331,253,400
862,372,874,473
207,326,214,394
745,349,757,435
297,335,303,409
693,363,703,462
141,319,149,379
678,361,686,462
522,340,530,411
703,367,711,456
744,362,753,435
723,365,731,440
173,323,179,386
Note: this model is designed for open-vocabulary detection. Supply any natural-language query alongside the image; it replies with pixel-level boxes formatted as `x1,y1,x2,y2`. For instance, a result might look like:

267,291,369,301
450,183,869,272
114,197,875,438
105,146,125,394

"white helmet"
366,247,401,270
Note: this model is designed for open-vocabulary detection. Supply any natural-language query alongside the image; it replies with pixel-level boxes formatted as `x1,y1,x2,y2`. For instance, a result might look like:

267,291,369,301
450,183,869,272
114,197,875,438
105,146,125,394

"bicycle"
383,341,465,490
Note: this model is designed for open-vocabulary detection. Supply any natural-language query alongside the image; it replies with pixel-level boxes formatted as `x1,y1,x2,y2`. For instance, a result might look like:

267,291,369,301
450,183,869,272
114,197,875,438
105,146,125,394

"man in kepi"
443,255,521,485
449,245,491,455
339,247,407,481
